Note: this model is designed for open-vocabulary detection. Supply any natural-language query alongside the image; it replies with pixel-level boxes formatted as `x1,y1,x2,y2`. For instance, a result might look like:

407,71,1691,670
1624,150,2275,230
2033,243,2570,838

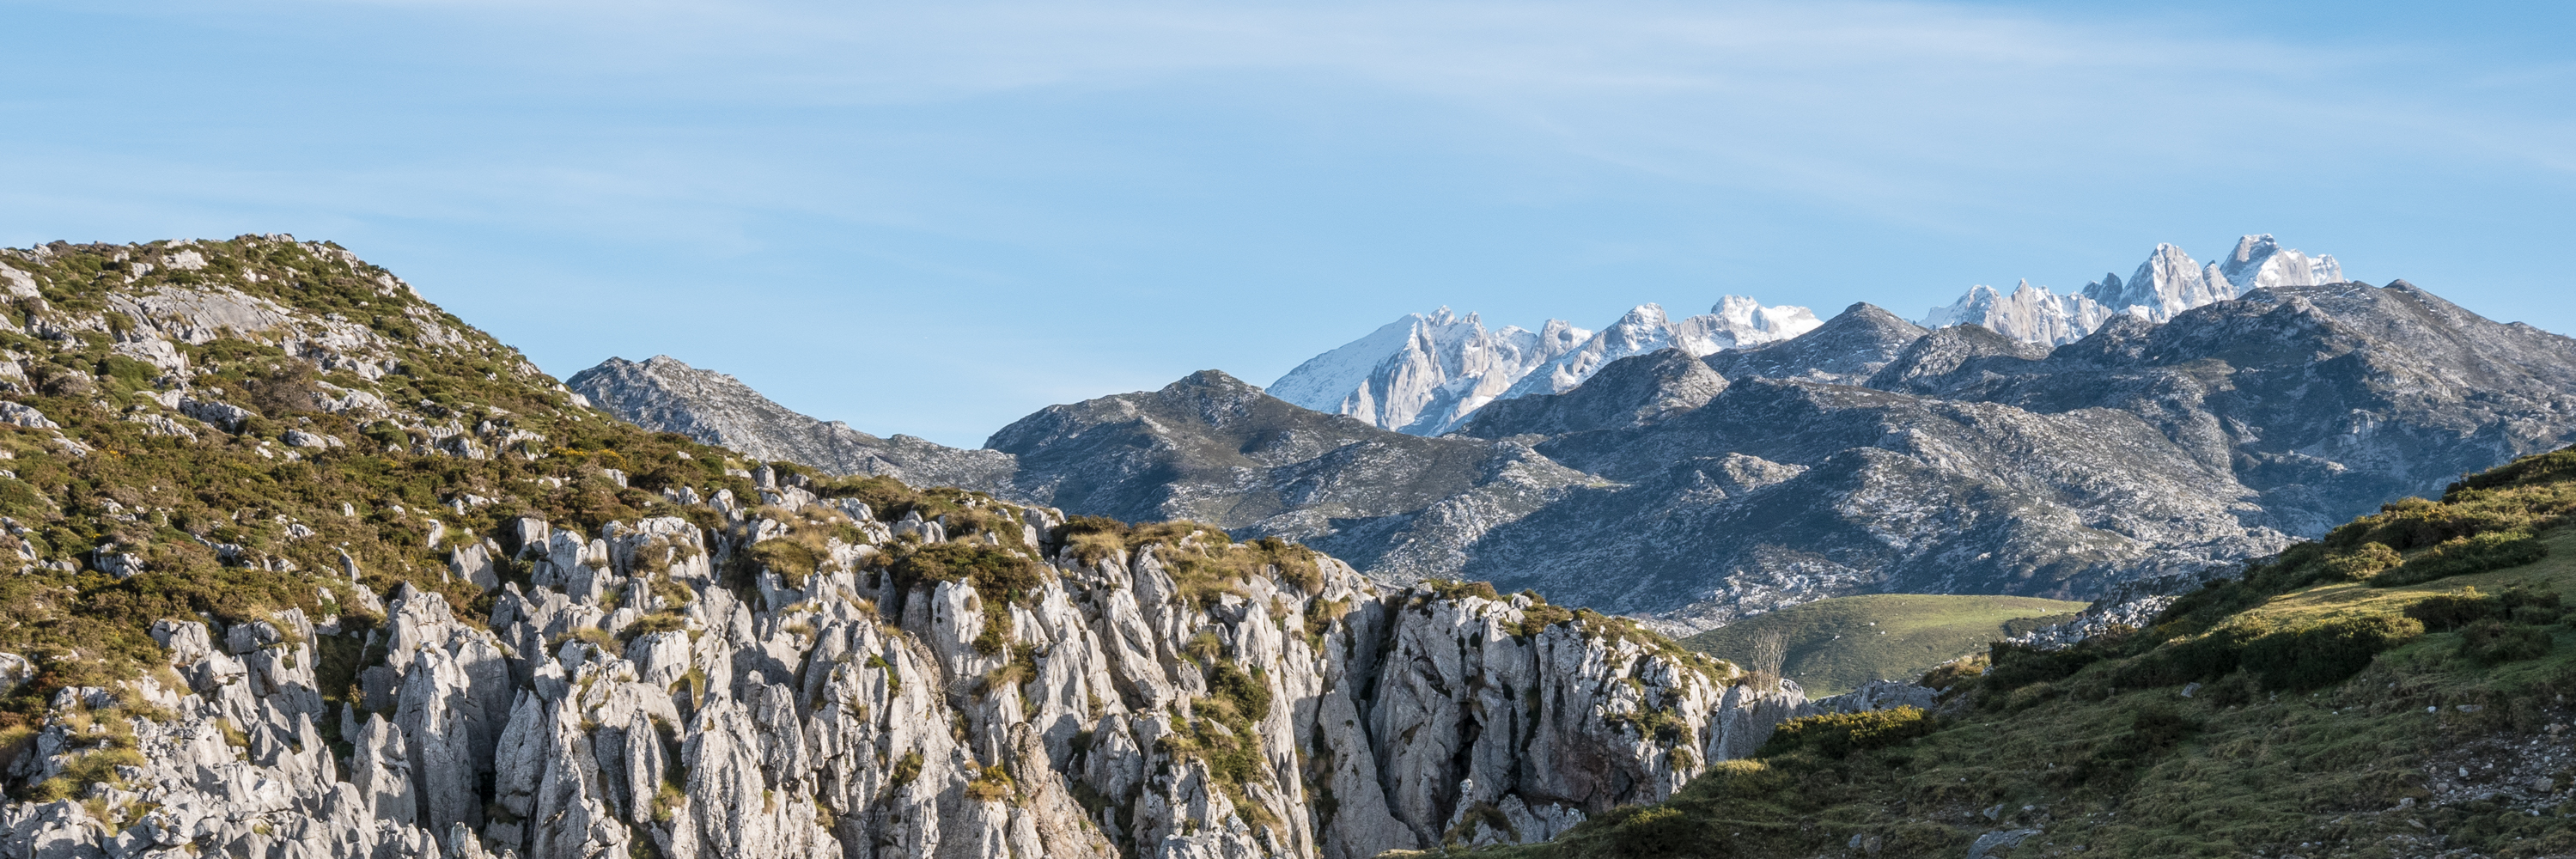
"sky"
3,1,2573,447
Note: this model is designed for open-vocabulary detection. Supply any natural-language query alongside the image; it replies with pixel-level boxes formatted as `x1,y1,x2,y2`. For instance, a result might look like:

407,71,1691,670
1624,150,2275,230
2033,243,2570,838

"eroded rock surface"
0,499,1810,859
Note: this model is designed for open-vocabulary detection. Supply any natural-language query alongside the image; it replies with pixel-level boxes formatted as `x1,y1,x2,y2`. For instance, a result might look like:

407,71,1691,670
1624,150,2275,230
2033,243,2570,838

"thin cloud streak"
7,0,2573,443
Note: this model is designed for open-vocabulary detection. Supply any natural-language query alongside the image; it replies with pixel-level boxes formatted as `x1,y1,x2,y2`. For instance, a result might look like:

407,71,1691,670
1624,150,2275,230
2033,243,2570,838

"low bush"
1606,806,1703,857
2375,529,2552,588
1757,706,1936,759
962,766,1015,802
2459,619,2552,664
1516,603,1575,638
1983,642,2104,697
2238,614,2423,691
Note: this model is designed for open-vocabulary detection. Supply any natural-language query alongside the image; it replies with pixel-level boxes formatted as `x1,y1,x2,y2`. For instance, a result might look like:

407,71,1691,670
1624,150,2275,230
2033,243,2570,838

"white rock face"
0,502,1818,859
1921,280,2116,346
1272,297,1819,435
2216,233,2342,293
1922,234,2342,344
1264,308,1589,436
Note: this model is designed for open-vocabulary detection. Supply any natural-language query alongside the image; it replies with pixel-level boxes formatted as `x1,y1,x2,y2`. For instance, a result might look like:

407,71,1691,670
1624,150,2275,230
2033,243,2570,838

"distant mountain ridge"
566,355,1020,496
1922,234,2342,344
578,245,2576,632
1268,296,1821,436
1263,235,2336,436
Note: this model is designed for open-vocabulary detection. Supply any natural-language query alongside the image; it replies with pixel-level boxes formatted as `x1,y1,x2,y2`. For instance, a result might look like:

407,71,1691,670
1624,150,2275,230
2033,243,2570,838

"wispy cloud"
8,0,2573,442
143,0,2558,235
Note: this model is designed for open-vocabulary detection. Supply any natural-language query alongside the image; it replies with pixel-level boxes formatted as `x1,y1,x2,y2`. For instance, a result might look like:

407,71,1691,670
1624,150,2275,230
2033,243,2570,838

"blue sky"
4,1,2572,446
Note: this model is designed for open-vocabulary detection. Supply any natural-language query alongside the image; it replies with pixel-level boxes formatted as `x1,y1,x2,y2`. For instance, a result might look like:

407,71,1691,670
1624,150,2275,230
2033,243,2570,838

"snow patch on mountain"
1922,234,2342,345
1264,308,1588,436
1921,280,2118,346
1272,297,1819,435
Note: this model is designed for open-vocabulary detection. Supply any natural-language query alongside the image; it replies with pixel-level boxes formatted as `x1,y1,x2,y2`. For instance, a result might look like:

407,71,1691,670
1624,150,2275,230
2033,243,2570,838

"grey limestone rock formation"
0,492,1815,859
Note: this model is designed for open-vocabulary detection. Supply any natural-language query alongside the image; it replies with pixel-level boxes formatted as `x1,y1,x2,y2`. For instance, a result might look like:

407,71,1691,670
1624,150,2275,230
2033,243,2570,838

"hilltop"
1438,444,2576,858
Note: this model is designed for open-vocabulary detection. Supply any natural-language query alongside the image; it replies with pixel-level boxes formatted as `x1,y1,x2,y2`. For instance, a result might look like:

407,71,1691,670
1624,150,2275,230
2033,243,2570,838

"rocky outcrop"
568,355,1021,496
0,492,1809,859
1261,308,1592,437
1921,235,2344,346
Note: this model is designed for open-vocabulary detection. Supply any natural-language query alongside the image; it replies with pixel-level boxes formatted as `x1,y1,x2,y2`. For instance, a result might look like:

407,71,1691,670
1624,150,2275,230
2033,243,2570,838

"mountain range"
0,236,1869,859
572,235,2576,631
0,234,2567,858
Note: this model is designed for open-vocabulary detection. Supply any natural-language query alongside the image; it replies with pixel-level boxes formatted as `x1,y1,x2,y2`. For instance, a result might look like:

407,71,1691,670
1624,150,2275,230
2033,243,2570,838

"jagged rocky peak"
1921,280,2116,346
570,353,1020,498
1496,299,1823,403
1269,295,1818,436
1456,347,1728,438
1922,234,2342,345
1702,302,1927,385
2219,233,2343,293
1864,322,2054,390
2081,241,2230,320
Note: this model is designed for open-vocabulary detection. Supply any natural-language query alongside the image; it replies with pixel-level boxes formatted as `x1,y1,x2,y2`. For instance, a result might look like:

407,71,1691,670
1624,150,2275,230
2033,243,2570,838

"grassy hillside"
0,239,784,728
1681,594,2085,695
1437,446,2576,859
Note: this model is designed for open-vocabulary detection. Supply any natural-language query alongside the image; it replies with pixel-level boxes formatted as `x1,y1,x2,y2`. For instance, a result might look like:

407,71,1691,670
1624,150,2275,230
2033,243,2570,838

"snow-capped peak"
1271,295,1819,435
1925,235,2342,345
2220,234,2342,292
1921,280,2116,346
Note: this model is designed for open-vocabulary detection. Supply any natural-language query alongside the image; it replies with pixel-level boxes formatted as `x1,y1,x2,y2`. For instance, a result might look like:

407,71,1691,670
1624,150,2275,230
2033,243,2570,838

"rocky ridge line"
0,463,1866,859
567,356,1020,497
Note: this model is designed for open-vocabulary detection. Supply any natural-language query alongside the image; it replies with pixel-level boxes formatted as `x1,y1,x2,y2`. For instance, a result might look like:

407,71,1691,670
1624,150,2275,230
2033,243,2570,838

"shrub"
1423,579,1501,601
239,362,322,416
2323,542,2402,581
1205,661,1271,724
1183,631,1223,665
750,538,822,584
890,751,923,786
2408,588,2503,631
2374,530,2550,588
962,766,1015,802
2445,448,2576,497
2239,614,2423,691
1516,603,1575,638
1757,706,1936,758
620,612,686,641
2460,619,2552,664
1605,805,1705,857
1983,641,2103,697
884,541,1045,597
1251,536,1322,594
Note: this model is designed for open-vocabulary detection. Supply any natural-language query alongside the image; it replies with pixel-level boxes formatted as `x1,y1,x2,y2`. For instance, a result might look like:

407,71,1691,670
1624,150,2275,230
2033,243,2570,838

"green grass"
1438,446,2576,859
1681,594,2086,695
